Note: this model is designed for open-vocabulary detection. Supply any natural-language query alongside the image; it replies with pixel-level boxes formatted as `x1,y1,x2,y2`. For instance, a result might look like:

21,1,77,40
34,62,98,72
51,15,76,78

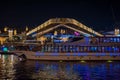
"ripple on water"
0,54,120,80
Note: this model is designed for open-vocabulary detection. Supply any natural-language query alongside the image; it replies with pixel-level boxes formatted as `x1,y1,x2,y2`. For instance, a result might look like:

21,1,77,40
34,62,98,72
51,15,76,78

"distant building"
0,35,8,45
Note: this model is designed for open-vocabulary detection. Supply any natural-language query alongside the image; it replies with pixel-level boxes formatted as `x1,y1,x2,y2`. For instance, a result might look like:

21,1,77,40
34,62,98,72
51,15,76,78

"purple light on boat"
74,31,80,36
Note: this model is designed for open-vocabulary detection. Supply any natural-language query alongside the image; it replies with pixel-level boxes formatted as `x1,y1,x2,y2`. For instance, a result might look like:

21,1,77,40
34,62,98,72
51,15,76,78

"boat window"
114,38,116,42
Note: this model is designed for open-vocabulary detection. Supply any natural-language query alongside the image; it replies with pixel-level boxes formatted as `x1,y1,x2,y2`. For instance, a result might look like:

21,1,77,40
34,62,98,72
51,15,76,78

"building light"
8,30,13,41
115,28,119,35
26,26,28,32
4,27,8,32
14,29,17,35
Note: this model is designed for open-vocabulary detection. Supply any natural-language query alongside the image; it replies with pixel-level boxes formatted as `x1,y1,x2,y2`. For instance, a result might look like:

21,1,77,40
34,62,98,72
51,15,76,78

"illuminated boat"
1,18,120,60
1,36,120,61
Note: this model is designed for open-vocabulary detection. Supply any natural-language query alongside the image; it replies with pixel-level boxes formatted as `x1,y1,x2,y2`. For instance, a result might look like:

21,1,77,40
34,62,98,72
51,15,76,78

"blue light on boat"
2,47,8,52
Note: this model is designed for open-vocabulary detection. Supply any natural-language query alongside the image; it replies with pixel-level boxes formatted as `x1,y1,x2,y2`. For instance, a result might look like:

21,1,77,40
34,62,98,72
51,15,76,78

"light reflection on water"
0,54,17,80
0,54,120,80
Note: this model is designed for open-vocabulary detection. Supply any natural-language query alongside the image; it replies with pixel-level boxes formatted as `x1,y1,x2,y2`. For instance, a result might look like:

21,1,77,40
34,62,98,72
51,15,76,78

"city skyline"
0,0,120,31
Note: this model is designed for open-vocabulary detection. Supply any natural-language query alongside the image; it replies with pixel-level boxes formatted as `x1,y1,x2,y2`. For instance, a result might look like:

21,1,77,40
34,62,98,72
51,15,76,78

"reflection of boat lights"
10,55,14,64
2,55,5,63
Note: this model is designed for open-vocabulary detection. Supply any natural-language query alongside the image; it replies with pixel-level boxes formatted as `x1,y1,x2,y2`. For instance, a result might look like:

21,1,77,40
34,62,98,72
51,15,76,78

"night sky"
0,0,120,32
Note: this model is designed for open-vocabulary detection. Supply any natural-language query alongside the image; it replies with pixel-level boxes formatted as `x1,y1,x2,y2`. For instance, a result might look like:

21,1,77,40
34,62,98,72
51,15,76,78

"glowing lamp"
107,60,112,63
81,60,86,63
74,31,80,36
2,47,8,52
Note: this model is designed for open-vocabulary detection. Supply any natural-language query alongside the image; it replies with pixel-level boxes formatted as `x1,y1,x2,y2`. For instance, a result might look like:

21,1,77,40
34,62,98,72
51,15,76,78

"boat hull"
14,51,120,61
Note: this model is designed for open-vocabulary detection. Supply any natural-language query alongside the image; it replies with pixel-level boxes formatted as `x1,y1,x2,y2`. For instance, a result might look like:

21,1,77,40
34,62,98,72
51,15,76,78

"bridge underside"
32,24,94,37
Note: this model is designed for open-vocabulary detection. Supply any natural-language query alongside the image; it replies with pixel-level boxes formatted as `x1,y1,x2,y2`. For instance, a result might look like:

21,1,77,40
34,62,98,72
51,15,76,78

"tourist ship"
1,18,120,61
1,36,120,61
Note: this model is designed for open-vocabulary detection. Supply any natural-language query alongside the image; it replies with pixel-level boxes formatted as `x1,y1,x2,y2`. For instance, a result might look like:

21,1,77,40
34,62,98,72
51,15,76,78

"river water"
0,54,120,80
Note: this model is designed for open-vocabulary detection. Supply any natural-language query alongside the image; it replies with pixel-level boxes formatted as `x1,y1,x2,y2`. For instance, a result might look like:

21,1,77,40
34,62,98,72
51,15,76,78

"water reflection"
0,54,120,80
31,61,120,80
0,54,17,80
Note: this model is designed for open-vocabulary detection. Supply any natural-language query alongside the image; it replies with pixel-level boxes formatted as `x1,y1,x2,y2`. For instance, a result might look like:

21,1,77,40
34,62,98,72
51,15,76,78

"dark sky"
0,0,120,32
